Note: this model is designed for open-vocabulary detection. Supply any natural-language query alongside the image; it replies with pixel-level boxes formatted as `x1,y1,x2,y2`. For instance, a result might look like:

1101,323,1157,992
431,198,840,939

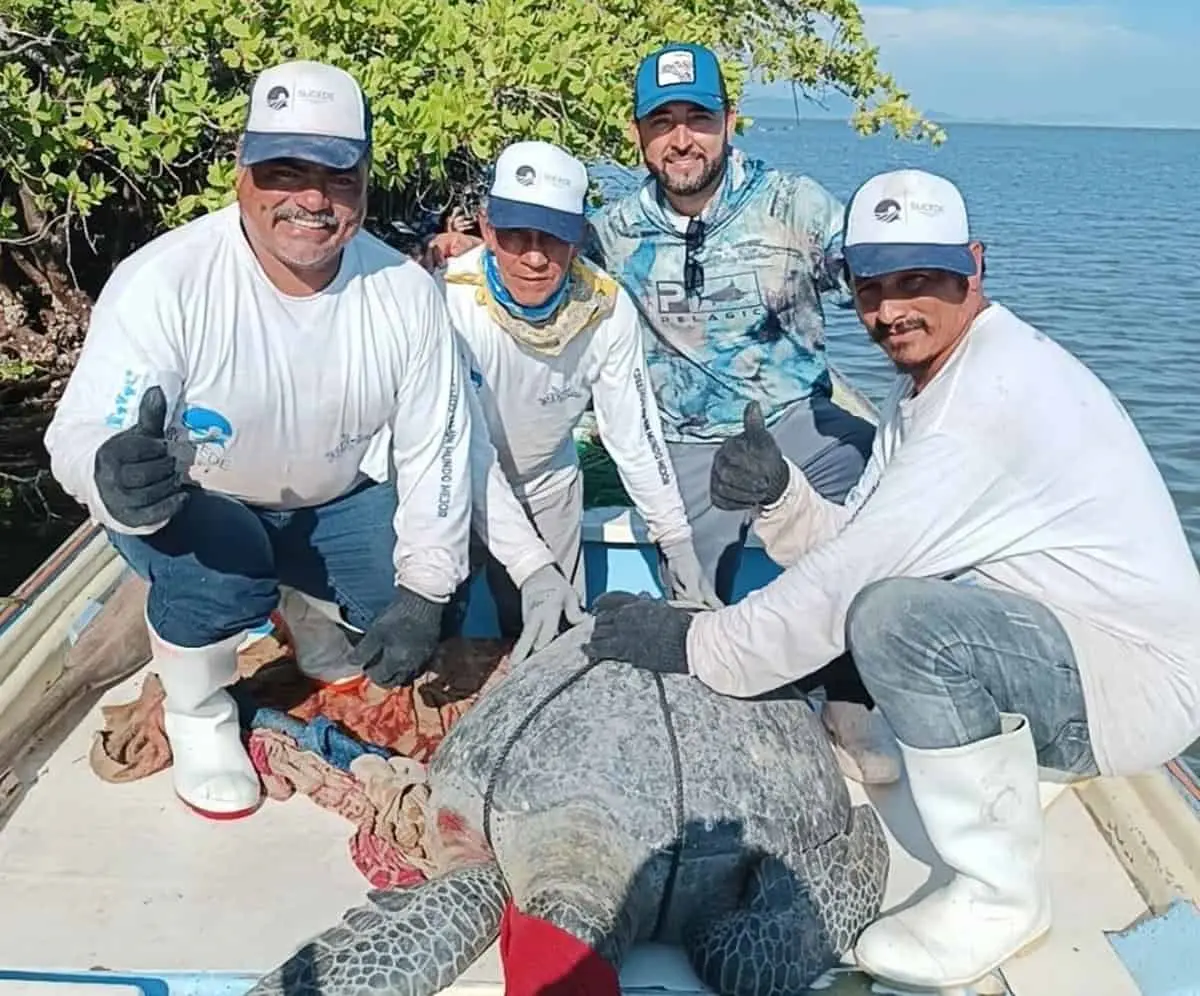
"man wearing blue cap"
583,42,896,785
45,60,477,822
587,167,1200,990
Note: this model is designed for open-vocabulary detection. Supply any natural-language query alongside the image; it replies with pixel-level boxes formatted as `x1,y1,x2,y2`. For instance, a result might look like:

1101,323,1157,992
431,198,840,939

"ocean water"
732,119,1200,557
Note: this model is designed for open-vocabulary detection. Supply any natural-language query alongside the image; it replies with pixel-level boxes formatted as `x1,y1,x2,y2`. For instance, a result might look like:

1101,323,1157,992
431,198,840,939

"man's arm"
750,458,855,566
686,430,1021,697
387,276,475,602
590,295,691,548
784,174,853,309
580,216,609,269
43,278,185,535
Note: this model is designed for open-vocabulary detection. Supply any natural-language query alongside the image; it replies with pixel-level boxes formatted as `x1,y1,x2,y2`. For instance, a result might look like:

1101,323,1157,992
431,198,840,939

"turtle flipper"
247,861,508,996
684,806,890,996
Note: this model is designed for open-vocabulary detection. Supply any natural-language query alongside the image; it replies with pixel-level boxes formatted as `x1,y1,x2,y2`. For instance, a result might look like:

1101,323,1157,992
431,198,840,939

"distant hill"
737,90,1199,131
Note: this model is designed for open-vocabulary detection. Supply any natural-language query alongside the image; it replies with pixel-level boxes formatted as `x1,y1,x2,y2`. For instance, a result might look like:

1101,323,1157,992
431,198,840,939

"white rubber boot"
822,700,902,784
148,619,263,820
853,713,1051,989
276,587,364,689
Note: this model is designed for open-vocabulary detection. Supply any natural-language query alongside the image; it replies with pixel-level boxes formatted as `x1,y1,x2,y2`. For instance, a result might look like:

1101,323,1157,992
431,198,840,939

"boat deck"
3,511,1200,996
0,664,1188,996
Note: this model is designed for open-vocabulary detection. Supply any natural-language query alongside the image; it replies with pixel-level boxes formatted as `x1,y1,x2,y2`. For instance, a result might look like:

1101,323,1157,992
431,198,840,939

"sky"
741,0,1199,129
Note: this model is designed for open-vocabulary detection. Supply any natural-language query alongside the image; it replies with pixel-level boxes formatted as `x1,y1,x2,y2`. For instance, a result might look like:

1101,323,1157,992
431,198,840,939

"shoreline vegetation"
0,0,940,594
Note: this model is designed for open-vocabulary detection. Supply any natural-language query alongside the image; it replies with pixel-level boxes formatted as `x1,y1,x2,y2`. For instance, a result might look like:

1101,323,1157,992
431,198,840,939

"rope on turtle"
479,659,687,943
650,671,686,942
481,659,601,845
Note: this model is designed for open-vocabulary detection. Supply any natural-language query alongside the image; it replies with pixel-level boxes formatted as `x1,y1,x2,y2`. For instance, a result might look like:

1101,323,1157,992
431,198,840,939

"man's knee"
108,489,278,647
845,577,946,686
281,481,399,630
797,423,873,502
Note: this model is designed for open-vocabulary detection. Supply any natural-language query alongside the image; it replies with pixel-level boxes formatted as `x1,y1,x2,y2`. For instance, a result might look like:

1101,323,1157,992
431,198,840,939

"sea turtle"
247,619,891,996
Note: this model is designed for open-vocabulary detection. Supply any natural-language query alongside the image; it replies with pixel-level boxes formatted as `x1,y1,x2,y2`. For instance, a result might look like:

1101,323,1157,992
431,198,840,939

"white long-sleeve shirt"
440,246,692,576
687,303,1200,777
43,203,473,602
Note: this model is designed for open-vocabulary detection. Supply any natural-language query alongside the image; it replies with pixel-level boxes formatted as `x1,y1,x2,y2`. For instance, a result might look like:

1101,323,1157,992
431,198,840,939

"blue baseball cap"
634,43,728,120
240,60,372,171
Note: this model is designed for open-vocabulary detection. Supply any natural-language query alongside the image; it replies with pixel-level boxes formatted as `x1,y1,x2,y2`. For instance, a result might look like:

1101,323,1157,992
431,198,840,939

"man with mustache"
585,168,1200,991
44,60,477,822
585,42,898,785
439,140,718,660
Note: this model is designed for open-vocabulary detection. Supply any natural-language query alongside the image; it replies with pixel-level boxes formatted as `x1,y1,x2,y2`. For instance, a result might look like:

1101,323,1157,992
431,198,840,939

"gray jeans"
463,473,586,641
847,577,1100,777
666,387,875,599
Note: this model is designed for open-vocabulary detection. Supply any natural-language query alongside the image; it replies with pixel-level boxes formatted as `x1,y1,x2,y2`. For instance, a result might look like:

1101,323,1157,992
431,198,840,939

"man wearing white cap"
44,60,476,822
439,140,717,650
585,168,1200,989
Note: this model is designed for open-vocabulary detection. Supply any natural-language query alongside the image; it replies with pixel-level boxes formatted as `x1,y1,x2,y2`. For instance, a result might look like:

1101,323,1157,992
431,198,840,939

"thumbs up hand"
93,385,189,530
709,401,789,511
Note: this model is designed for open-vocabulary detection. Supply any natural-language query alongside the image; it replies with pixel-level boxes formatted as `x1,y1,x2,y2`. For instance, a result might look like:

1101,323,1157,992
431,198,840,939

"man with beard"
585,43,897,784
584,168,1200,992
44,60,477,823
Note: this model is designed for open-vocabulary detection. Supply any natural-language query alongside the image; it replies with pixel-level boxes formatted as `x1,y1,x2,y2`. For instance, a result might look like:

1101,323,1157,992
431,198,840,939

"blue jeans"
847,577,1099,777
107,481,400,648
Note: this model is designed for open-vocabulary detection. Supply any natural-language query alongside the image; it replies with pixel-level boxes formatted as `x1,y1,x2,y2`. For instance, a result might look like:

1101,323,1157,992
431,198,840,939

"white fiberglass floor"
0,668,1150,996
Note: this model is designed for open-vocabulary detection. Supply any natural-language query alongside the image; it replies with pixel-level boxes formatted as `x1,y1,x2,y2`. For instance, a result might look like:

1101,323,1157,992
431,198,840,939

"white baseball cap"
843,169,976,279
240,60,372,171
487,141,588,245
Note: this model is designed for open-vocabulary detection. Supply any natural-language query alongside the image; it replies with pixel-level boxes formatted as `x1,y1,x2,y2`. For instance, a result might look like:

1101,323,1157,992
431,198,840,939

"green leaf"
0,0,938,330
223,16,250,38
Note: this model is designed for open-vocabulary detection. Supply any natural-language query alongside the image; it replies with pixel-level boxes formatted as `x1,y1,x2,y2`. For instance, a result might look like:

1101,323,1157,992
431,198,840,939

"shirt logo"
538,384,582,406
180,406,234,447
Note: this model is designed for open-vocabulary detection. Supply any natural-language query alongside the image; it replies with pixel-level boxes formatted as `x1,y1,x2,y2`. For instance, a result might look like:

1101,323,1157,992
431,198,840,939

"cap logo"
656,50,696,86
266,86,289,110
515,165,536,186
297,87,336,104
910,200,944,217
873,198,901,223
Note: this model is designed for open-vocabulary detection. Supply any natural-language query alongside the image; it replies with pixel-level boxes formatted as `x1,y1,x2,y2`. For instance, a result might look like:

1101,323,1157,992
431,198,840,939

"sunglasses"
684,217,705,298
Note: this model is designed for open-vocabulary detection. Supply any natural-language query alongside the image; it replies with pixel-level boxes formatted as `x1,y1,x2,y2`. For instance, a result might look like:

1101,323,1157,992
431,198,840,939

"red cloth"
499,900,621,996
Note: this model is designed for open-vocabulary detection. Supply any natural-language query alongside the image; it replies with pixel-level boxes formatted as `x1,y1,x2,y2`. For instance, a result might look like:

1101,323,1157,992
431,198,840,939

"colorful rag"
88,632,511,887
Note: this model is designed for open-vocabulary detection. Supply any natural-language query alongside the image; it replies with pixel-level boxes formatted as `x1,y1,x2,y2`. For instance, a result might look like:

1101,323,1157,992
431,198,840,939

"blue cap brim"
843,243,976,279
487,197,584,245
240,132,369,170
635,89,725,120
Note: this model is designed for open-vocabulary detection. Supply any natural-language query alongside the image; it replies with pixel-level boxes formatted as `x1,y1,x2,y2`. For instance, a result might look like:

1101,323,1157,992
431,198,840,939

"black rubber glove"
709,401,789,511
93,386,188,530
349,585,445,688
582,592,693,674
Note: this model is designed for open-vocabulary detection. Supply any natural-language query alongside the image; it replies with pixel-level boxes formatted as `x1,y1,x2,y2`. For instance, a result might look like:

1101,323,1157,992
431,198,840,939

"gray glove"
510,563,585,665
349,585,445,688
583,592,695,674
709,401,789,511
93,386,188,530
660,539,722,609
